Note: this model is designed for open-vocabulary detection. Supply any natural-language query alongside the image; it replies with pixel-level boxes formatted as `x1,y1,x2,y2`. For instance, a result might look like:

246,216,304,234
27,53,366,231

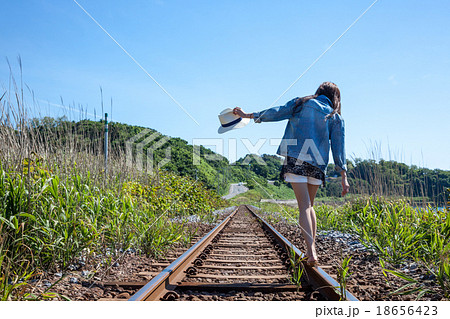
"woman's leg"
290,182,317,262
307,183,320,241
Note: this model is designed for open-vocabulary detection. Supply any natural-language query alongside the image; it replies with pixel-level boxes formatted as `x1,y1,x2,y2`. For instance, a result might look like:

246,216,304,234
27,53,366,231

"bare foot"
306,246,318,266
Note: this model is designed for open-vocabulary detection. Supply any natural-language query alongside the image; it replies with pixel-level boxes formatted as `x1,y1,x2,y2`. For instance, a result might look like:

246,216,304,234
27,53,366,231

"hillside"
29,117,450,205
28,117,272,195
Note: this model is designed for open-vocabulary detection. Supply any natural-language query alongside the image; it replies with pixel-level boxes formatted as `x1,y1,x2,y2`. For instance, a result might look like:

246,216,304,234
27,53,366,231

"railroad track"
121,205,358,301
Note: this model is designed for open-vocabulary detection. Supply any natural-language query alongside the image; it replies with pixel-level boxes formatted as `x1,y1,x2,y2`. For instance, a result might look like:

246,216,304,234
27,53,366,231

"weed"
336,255,352,301
287,246,306,291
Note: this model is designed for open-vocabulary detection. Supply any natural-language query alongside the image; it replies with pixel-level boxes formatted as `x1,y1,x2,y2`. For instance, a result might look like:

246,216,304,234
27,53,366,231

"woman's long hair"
295,82,341,119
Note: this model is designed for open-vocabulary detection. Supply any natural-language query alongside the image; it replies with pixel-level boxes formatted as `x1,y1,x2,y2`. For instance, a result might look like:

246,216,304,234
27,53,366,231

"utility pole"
216,168,224,194
104,113,108,175
216,168,220,194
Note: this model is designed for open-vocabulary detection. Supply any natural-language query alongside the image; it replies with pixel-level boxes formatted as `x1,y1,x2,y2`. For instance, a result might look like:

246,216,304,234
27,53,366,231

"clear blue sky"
1,0,449,170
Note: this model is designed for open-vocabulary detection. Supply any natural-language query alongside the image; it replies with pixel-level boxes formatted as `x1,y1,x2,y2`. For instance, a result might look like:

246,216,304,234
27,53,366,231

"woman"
233,82,350,266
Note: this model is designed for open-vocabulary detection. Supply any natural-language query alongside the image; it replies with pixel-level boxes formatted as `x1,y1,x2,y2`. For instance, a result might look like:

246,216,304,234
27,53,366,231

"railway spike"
193,258,204,266
185,266,197,276
162,291,180,301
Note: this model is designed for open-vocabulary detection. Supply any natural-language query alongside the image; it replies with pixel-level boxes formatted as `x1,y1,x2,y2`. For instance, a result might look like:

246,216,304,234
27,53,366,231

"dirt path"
222,183,248,200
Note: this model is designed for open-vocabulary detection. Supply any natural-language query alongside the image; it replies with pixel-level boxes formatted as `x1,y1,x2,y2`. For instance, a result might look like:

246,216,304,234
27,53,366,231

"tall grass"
260,196,450,298
0,71,225,300
348,142,446,206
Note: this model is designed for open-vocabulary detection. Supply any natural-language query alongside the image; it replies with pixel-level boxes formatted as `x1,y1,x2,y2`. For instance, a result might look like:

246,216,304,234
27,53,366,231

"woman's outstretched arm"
233,98,299,123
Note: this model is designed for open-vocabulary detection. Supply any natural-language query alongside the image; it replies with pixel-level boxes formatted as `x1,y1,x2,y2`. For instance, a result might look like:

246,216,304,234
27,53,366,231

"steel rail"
129,207,239,301
246,205,359,301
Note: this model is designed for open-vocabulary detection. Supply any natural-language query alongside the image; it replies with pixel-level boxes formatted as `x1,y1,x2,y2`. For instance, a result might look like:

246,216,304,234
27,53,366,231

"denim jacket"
253,95,347,173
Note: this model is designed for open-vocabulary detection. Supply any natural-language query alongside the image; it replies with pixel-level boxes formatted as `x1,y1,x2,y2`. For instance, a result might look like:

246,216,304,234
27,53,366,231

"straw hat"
217,108,250,134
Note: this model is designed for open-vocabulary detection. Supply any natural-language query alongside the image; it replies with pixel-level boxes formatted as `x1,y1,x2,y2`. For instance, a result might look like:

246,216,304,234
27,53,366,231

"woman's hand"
341,171,350,196
233,107,252,118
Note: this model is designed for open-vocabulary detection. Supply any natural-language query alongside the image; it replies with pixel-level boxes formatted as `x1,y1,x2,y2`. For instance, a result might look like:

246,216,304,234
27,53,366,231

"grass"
229,183,295,206
0,158,225,300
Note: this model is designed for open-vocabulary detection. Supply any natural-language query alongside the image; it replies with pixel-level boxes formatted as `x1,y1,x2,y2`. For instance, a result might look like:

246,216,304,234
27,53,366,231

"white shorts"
284,173,322,185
